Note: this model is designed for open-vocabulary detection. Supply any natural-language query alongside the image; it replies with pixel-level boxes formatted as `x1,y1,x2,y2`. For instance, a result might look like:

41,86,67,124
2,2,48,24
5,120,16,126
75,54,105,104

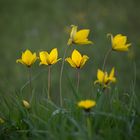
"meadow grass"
0,81,139,140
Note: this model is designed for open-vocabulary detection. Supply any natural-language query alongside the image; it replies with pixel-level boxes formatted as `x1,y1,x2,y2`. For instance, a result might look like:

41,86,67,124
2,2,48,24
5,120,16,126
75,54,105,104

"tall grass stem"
102,48,112,70
77,70,80,93
59,46,69,107
28,67,32,103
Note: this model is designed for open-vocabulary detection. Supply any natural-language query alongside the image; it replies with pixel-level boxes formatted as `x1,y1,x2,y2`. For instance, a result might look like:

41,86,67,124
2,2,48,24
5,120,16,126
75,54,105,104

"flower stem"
86,114,92,140
76,69,80,93
59,46,68,107
28,67,32,103
48,65,51,100
102,48,112,71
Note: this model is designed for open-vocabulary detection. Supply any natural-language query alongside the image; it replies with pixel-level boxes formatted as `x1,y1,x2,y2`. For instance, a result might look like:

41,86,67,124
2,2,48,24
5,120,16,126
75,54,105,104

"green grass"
0,84,139,140
0,0,140,139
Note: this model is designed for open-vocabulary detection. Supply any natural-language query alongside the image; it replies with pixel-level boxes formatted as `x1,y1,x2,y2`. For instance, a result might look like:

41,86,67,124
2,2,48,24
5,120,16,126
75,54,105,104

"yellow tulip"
22,100,30,109
78,100,96,111
110,34,131,52
39,48,61,65
16,49,37,67
67,25,93,45
94,67,116,87
65,49,89,69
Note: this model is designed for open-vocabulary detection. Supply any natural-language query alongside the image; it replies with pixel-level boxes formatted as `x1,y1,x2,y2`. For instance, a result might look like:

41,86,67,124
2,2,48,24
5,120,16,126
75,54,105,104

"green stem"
86,114,92,140
59,46,69,107
48,65,51,100
76,69,80,93
28,67,32,103
102,48,112,71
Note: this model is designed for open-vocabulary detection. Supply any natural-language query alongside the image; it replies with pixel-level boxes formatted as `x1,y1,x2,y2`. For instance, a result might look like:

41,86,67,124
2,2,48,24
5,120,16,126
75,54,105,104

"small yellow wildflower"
67,25,93,45
16,49,37,67
78,100,96,111
39,48,61,65
0,117,5,124
22,100,30,109
65,49,89,69
94,67,116,88
109,34,131,52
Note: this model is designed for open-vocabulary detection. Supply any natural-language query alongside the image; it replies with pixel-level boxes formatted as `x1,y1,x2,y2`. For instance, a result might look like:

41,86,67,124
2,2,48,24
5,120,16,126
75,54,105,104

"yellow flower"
22,100,30,109
16,49,37,67
94,67,116,87
39,48,61,65
78,100,96,111
65,49,89,69
0,117,5,124
110,34,131,51
67,25,93,45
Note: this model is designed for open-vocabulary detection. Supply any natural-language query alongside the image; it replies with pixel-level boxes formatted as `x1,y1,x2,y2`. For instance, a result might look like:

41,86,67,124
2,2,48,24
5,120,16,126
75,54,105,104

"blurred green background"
0,0,140,101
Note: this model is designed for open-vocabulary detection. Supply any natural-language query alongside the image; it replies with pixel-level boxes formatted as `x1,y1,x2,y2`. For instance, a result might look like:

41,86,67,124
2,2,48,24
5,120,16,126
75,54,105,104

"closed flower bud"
22,100,30,109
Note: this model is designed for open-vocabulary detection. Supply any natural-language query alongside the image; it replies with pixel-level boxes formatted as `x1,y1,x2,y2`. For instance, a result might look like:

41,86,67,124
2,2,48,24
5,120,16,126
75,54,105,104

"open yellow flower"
94,67,116,87
67,25,93,45
39,48,61,65
110,34,131,51
16,49,37,67
65,49,89,69
78,100,96,111
22,100,30,109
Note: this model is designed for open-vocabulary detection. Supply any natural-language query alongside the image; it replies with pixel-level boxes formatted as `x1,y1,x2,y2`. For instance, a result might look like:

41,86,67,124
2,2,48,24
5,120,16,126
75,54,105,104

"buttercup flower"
78,100,96,111
94,67,116,87
0,117,5,124
67,25,93,45
39,48,61,65
109,34,131,52
16,49,37,67
65,49,89,69
22,100,30,109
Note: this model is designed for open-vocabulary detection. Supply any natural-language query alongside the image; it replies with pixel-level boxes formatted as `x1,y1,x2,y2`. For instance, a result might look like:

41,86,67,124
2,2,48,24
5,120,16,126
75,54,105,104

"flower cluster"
16,25,131,110
16,48,61,67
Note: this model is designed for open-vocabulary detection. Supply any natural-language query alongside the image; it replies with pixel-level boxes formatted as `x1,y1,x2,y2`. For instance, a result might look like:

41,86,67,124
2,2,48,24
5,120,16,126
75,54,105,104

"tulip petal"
74,29,93,44
109,67,115,78
70,25,77,39
72,49,82,67
16,59,24,65
94,80,100,85
39,51,49,65
51,58,61,64
22,50,33,66
74,29,90,41
31,53,37,64
65,57,76,68
80,55,89,68
97,69,104,82
74,39,93,45
49,48,58,64
113,46,129,51
113,34,123,43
